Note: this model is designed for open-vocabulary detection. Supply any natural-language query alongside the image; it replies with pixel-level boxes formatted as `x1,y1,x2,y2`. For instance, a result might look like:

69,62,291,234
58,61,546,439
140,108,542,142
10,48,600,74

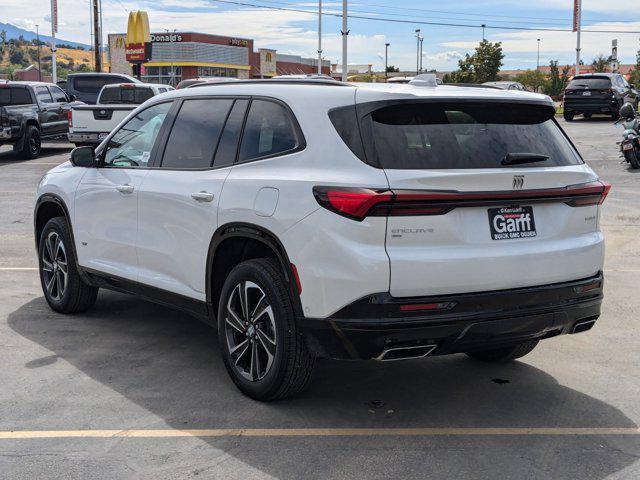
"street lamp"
419,35,424,73
164,28,177,86
35,24,41,81
385,42,390,81
317,0,322,75
537,38,541,71
415,28,421,76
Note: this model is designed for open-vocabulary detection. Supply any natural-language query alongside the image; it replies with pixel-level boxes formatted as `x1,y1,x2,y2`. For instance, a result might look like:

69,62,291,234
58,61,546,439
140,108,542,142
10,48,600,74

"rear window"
568,77,612,90
0,87,33,106
337,102,581,170
73,76,122,93
100,86,154,104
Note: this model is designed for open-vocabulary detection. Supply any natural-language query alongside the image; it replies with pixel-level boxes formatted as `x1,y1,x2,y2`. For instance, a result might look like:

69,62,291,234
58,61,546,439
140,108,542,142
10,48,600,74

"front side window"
103,102,172,168
355,102,581,169
239,99,298,161
161,98,233,169
48,86,68,102
36,86,53,104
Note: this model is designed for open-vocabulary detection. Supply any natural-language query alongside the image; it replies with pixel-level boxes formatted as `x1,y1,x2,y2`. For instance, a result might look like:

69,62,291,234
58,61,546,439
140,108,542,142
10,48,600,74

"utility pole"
415,28,420,75
35,24,42,81
50,0,57,83
341,0,348,82
385,42,390,81
574,0,582,75
419,35,424,73
317,0,322,75
482,24,486,41
99,0,104,72
537,38,540,71
92,0,102,72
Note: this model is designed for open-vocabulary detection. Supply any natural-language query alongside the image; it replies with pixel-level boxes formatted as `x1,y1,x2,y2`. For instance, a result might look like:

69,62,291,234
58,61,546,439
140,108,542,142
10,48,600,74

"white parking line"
0,427,638,439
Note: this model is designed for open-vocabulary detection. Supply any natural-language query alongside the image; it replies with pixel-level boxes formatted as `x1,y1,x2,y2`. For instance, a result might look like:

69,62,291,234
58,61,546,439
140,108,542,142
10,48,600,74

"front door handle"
191,191,214,202
116,184,134,194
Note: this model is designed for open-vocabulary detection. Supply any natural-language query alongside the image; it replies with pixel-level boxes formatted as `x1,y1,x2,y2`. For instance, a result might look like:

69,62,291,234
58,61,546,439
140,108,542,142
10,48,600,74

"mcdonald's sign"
126,11,152,62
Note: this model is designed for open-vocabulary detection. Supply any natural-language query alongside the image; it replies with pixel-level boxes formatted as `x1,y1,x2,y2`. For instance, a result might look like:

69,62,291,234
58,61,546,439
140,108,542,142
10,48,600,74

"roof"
1,81,55,87
572,73,617,78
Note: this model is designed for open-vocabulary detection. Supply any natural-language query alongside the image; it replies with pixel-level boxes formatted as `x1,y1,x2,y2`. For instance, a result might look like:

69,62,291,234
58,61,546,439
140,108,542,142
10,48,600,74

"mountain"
0,22,90,50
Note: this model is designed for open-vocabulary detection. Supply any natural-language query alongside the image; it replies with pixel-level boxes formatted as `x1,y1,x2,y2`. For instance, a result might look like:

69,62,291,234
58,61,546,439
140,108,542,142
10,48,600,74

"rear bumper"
564,100,618,113
297,273,603,360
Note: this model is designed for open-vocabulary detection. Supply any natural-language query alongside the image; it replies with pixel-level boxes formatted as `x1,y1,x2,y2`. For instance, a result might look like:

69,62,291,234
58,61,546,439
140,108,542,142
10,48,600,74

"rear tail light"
313,181,612,221
67,110,73,128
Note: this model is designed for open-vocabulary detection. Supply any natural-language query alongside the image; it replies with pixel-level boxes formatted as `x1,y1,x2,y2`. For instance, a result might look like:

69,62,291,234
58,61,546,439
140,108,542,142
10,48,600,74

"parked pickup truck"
68,83,172,146
0,81,83,159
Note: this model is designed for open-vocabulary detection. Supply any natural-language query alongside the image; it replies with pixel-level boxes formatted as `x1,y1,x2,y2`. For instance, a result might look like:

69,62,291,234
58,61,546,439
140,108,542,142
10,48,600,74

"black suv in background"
563,73,637,121
64,73,140,104
0,81,82,158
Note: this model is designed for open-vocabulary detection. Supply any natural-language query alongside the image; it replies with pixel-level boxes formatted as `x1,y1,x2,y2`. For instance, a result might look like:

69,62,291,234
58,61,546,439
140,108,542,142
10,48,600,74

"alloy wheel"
224,281,277,382
41,231,68,301
30,131,41,155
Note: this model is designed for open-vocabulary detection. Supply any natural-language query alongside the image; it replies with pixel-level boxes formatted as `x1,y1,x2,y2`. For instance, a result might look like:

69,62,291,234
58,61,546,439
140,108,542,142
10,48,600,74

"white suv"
35,79,609,400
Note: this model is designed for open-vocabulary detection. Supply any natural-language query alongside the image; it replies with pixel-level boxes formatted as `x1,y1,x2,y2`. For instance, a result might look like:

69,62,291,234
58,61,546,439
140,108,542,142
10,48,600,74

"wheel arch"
206,222,303,322
34,194,78,259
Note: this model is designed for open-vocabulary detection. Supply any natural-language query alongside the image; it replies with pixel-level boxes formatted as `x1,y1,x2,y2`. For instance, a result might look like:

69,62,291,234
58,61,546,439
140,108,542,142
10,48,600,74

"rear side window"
568,77,611,90
100,86,154,104
355,102,581,169
0,87,33,105
161,98,233,169
214,99,249,167
238,99,299,162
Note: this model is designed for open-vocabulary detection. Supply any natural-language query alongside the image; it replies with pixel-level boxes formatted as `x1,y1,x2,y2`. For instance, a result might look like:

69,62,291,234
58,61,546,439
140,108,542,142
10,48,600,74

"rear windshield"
567,77,611,90
334,102,581,170
100,87,154,104
73,76,123,93
0,87,33,106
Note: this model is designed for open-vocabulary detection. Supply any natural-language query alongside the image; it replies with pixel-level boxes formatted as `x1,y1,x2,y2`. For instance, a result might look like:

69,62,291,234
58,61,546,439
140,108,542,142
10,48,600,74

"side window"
214,99,249,167
103,102,172,168
161,98,233,169
238,99,299,162
48,86,68,102
35,86,53,104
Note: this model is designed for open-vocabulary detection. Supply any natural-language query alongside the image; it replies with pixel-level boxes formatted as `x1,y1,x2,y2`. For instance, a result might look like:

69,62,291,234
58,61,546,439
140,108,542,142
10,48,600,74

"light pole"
481,24,486,41
164,29,177,86
575,0,582,75
385,42,390,81
415,28,421,76
536,38,541,71
317,0,322,75
35,24,41,81
341,0,348,82
419,35,424,73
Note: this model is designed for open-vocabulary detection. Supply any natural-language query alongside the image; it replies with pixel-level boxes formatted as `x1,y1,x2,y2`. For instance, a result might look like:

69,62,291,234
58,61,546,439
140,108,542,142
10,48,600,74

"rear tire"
627,148,640,169
20,125,42,159
563,111,575,121
38,217,98,313
465,340,539,363
217,258,314,401
611,110,620,121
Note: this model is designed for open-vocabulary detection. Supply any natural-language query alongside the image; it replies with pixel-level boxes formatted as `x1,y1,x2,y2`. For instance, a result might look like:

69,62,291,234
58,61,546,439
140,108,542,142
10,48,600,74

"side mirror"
68,94,76,102
630,84,636,89
70,146,96,167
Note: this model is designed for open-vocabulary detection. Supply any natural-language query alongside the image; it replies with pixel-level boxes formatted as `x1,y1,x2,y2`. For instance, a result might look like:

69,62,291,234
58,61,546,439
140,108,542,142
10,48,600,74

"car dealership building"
108,32,331,84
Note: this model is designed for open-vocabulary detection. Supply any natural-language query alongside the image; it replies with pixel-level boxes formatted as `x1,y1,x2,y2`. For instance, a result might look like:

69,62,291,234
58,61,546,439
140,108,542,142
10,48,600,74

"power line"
209,0,640,34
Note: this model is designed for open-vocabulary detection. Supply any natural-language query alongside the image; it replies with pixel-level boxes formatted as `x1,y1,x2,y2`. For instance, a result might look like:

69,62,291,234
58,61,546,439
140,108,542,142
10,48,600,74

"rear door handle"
116,184,134,194
191,191,214,202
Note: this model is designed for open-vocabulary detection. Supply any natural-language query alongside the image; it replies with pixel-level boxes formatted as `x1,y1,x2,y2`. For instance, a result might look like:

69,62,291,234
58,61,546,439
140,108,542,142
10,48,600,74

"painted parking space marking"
0,427,639,439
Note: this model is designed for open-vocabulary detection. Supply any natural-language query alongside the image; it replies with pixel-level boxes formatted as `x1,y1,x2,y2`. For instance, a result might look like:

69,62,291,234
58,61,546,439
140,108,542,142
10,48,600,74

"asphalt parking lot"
0,118,639,479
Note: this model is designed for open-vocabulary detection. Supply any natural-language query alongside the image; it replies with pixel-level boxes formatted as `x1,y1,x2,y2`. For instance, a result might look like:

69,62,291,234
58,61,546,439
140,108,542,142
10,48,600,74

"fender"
206,222,304,321
15,115,40,151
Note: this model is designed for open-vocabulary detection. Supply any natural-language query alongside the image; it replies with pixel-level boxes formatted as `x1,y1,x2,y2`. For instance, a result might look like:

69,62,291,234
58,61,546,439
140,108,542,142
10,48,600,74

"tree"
591,54,612,73
385,65,399,73
513,70,547,92
0,30,6,45
629,50,640,87
450,40,504,83
546,60,571,97
9,49,27,67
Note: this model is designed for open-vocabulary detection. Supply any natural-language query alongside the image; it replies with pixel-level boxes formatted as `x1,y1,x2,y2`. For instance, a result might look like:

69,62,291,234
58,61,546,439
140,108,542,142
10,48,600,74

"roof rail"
443,83,502,90
188,78,352,88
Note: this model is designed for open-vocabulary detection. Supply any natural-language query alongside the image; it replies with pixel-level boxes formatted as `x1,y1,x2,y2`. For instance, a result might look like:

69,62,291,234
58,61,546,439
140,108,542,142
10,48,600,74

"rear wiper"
501,153,550,166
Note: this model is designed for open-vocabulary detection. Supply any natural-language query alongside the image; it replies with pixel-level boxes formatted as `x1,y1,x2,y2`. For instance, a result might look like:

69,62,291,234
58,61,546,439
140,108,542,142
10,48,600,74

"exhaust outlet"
375,344,437,362
572,318,597,334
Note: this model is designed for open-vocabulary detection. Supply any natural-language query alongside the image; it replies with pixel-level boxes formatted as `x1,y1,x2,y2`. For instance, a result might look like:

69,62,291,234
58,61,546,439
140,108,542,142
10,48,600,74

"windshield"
350,102,581,169
0,87,33,106
567,77,611,90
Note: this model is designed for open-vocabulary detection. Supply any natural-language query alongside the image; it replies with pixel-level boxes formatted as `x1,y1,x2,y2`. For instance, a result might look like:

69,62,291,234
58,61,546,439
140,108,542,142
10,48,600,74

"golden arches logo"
265,52,272,63
114,36,126,49
126,11,150,46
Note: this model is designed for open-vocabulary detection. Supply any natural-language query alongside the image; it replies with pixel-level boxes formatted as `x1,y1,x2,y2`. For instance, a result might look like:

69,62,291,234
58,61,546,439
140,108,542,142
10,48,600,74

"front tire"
626,148,640,169
217,258,314,401
465,340,539,363
20,125,42,159
38,217,98,313
563,110,575,121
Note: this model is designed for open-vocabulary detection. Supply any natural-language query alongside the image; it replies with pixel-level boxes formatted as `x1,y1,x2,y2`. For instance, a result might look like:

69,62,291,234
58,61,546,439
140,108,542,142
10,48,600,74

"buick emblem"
512,175,525,190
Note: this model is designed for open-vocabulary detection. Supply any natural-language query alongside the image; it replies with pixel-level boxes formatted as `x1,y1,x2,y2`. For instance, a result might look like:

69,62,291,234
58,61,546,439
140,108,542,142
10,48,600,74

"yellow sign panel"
126,11,151,46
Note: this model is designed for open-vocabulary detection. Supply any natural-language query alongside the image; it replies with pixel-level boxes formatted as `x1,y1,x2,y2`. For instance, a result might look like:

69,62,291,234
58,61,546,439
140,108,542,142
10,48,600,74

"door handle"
191,191,214,202
116,184,134,194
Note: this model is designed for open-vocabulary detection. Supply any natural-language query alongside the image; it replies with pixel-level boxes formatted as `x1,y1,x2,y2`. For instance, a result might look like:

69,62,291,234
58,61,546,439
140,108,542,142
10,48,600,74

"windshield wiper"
502,153,550,166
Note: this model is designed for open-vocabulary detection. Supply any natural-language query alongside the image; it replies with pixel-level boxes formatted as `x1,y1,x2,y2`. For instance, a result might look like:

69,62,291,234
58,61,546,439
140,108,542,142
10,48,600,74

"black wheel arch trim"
206,222,304,321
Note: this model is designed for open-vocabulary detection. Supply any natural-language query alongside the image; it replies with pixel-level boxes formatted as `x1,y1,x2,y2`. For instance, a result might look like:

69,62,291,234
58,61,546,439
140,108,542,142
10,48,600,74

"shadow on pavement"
8,291,640,479
0,143,72,165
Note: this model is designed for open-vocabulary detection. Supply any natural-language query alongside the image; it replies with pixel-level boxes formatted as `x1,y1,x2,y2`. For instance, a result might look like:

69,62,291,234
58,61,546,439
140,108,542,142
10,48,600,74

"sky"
3,0,640,71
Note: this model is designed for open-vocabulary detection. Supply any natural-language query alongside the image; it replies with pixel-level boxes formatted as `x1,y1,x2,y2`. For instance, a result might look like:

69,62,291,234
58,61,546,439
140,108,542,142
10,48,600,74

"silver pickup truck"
68,83,173,146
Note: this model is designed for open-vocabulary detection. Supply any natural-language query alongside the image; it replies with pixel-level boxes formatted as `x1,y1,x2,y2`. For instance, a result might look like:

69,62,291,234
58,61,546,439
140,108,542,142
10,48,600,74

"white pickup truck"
68,83,173,146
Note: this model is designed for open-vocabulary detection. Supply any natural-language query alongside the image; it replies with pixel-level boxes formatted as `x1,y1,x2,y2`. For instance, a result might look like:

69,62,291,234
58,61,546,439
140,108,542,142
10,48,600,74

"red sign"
573,0,581,32
126,42,146,62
